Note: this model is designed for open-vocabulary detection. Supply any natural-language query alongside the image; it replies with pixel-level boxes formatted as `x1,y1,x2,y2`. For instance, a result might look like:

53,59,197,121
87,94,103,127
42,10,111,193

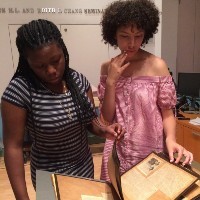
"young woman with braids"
1,19,125,199
98,0,193,181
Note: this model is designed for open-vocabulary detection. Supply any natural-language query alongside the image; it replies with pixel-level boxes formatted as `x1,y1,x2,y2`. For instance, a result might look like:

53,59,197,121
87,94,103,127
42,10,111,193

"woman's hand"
90,118,126,141
106,52,130,85
166,138,193,166
103,123,126,141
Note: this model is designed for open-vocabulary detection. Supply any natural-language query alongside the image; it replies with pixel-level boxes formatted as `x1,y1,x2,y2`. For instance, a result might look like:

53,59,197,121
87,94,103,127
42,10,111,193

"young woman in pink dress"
98,0,193,181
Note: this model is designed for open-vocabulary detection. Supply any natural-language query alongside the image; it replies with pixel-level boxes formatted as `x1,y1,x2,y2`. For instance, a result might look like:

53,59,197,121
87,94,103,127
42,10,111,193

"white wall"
176,0,200,75
0,0,162,98
162,0,179,82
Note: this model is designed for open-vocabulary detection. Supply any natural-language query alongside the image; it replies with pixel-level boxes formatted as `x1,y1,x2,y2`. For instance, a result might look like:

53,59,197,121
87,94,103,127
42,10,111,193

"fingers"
108,52,129,82
116,128,126,141
174,146,193,166
121,62,130,71
175,146,184,164
168,151,174,163
113,123,121,132
111,123,125,141
111,52,128,66
104,124,120,140
182,150,193,166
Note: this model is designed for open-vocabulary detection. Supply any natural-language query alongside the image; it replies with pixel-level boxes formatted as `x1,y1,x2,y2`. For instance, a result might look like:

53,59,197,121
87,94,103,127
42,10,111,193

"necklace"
59,101,73,120
62,80,67,93
59,80,73,120
41,80,73,120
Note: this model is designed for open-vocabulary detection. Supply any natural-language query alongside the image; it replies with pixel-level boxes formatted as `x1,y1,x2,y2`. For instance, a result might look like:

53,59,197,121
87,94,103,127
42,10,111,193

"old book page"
120,153,198,200
182,180,200,199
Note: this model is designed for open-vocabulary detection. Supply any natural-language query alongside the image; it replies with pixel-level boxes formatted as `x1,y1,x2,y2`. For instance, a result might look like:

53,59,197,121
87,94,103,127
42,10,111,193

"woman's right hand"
102,122,126,141
106,52,130,85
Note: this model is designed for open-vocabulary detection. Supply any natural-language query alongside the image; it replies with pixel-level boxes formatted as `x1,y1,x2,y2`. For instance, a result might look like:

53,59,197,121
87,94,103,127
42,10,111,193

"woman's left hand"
166,138,193,166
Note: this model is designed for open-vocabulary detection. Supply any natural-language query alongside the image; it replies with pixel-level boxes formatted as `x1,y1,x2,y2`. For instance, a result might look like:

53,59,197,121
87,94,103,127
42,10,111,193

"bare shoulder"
149,55,170,76
100,61,110,75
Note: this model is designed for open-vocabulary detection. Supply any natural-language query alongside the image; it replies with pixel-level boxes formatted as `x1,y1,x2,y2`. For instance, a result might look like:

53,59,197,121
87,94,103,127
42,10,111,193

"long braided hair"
14,19,96,127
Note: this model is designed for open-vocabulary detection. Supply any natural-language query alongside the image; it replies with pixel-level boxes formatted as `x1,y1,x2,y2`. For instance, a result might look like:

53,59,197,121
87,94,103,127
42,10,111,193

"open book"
51,142,200,200
108,142,200,200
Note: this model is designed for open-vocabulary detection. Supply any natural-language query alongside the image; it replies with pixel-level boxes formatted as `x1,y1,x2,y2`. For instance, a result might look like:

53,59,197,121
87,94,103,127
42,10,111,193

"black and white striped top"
2,69,96,188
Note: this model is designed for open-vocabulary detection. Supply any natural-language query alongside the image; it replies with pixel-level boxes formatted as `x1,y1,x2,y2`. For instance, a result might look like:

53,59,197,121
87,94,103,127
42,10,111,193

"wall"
161,0,179,82
176,0,200,76
162,0,200,83
0,0,162,98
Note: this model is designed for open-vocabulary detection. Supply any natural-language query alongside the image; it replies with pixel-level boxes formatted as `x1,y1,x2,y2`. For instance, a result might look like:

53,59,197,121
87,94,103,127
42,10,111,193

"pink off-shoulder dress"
98,75,177,181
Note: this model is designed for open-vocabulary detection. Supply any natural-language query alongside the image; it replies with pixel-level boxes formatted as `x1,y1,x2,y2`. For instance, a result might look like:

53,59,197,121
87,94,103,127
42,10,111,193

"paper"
189,117,200,125
51,174,116,200
51,149,199,200
121,153,198,200
81,192,114,200
81,195,103,200
101,192,114,200
108,150,199,200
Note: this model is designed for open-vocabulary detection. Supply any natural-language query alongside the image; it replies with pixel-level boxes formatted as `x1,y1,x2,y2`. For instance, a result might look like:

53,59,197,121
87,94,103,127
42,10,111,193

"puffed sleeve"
157,76,177,109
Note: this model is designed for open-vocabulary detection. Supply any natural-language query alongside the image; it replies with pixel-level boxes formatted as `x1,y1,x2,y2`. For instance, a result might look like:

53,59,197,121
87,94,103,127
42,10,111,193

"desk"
176,112,200,163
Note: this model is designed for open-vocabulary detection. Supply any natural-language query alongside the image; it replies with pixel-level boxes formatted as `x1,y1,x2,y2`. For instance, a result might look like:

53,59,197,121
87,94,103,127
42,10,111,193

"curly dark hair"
101,0,160,46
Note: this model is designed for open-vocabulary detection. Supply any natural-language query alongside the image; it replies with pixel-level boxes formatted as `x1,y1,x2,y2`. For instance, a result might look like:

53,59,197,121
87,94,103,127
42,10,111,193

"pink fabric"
98,75,176,181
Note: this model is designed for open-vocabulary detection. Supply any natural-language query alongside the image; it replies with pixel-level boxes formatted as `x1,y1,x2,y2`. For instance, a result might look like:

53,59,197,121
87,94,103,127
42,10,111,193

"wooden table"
176,112,200,163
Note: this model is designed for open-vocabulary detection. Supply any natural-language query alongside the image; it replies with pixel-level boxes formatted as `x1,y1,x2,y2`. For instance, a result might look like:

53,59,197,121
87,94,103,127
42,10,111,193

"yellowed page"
120,153,198,200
